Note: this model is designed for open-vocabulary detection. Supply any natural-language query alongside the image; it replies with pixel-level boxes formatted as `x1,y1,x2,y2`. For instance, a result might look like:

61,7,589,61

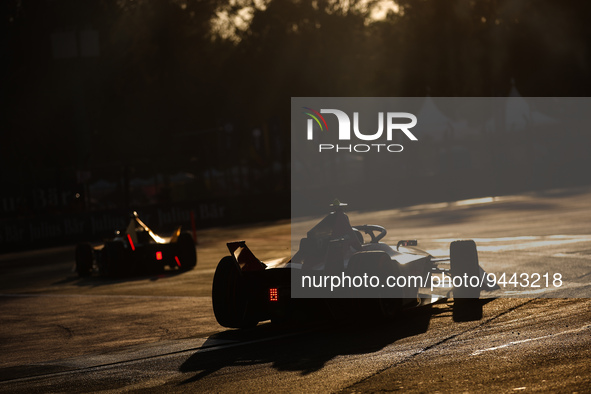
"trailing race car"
75,212,197,277
212,200,495,329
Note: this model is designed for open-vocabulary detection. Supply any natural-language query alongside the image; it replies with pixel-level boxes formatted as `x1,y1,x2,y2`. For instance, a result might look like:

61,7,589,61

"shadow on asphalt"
452,298,492,322
178,296,497,385
530,186,591,199
178,302,446,384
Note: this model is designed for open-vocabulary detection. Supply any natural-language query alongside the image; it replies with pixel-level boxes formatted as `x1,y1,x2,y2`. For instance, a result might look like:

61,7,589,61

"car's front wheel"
450,240,482,321
450,240,481,299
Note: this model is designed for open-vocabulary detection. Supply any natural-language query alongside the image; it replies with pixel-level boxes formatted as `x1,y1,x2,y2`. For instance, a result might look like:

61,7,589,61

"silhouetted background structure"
2,0,591,250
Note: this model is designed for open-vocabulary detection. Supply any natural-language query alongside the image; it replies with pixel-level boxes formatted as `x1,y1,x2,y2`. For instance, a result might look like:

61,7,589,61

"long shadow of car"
179,296,492,384
178,301,454,383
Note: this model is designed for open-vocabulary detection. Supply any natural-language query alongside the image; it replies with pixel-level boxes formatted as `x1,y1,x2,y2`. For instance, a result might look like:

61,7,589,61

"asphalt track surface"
1,187,591,393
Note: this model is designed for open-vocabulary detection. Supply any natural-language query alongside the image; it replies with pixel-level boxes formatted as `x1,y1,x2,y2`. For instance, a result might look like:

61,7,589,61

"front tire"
451,240,482,321
212,256,258,329
450,240,480,299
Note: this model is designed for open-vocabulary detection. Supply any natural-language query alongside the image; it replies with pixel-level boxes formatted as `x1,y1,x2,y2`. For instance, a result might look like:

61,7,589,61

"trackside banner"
291,97,591,299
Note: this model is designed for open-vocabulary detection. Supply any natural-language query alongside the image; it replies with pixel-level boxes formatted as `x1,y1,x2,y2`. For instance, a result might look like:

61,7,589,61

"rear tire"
75,243,93,277
177,233,197,271
212,256,258,329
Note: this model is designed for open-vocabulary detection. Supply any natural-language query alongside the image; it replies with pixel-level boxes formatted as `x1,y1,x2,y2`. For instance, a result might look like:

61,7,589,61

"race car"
75,212,197,277
212,200,494,329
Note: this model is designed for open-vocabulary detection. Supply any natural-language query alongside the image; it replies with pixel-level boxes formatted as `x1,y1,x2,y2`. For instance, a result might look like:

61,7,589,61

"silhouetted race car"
212,200,496,329
75,212,197,277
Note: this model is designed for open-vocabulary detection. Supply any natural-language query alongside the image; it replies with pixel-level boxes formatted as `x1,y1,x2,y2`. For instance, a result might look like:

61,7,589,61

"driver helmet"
330,198,347,207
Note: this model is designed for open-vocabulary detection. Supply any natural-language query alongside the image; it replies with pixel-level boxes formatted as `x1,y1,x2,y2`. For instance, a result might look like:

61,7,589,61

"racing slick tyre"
75,243,93,277
177,233,197,271
346,251,403,321
450,240,482,321
450,240,481,299
212,256,258,329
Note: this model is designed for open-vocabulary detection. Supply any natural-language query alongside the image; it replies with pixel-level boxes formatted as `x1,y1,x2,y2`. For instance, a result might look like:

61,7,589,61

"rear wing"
125,211,167,244
227,241,267,272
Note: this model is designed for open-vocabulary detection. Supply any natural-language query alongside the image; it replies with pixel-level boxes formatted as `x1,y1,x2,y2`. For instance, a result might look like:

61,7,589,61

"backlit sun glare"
211,0,400,43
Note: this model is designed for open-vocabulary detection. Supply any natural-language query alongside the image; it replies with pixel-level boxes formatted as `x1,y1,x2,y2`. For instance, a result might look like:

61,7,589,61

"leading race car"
212,200,495,329
75,212,197,277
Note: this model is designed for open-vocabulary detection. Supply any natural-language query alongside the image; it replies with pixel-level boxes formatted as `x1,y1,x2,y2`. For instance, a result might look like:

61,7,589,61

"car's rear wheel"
177,233,197,271
212,256,258,329
75,243,93,277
